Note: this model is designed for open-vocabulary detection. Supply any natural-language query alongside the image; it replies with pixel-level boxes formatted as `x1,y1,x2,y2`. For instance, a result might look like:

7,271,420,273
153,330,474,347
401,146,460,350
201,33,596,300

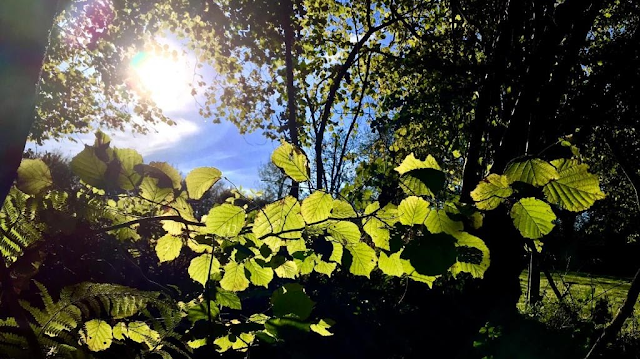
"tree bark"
0,2,63,357
281,0,300,198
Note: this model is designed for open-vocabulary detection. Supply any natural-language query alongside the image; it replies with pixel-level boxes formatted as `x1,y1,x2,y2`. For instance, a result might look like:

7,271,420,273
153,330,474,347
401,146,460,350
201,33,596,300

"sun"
129,49,192,111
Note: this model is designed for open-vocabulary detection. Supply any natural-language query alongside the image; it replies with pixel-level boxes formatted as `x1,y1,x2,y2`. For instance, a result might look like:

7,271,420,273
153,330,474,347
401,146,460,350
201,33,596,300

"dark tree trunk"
0,2,63,357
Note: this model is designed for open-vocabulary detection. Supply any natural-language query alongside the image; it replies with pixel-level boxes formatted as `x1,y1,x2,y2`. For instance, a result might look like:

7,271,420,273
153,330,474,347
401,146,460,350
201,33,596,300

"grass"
518,270,640,335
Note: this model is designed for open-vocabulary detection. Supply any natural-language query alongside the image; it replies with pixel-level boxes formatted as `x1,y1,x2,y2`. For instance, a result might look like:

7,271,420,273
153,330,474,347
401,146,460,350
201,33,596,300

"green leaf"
271,142,310,182
301,191,333,223
112,322,127,340
220,261,250,292
310,319,334,336
245,259,274,287
450,231,490,278
395,153,445,196
155,234,182,263
271,283,314,320
425,209,463,234
327,221,360,245
16,159,52,195
140,177,173,203
149,162,182,189
331,199,356,219
510,197,557,239
504,158,559,187
113,148,143,190
82,319,112,351
398,196,430,225
471,174,513,210
346,242,377,278
253,196,305,242
127,321,160,348
378,251,404,277
71,146,107,188
186,167,222,200
187,301,220,324
362,202,390,250
188,254,220,286
329,242,343,263
314,260,336,276
216,288,242,310
275,260,299,279
206,204,245,237
543,159,605,212
401,233,457,276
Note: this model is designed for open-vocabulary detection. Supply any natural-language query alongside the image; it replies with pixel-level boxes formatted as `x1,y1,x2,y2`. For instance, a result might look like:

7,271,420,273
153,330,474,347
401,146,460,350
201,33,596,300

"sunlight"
129,48,192,111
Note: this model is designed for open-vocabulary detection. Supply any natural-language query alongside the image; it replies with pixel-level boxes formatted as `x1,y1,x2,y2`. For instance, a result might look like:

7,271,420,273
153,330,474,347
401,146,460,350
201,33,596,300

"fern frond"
0,188,46,265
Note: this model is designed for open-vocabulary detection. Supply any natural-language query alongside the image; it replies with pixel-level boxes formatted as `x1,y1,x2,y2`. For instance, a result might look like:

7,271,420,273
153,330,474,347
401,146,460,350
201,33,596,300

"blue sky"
29,106,278,190
29,37,279,190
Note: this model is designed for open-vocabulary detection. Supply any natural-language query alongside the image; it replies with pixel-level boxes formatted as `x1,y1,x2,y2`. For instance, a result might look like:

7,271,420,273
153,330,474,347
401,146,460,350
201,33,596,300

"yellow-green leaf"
271,142,310,182
220,261,250,291
16,159,52,195
253,196,304,240
543,159,605,212
206,204,245,237
149,162,182,189
82,319,112,352
327,221,360,245
140,177,173,203
378,252,404,277
114,148,143,190
510,197,556,239
275,260,299,279
310,319,334,336
188,254,220,286
362,202,390,250
245,259,274,287
155,234,182,263
471,174,513,210
71,146,107,188
504,158,559,187
186,167,222,200
301,191,333,224
127,321,160,349
398,196,430,225
346,242,377,278
450,231,490,278
425,209,463,234
331,199,356,219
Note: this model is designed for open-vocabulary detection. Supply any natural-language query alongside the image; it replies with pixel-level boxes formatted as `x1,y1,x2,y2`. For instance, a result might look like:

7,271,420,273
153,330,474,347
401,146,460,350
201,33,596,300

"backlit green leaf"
327,220,360,245
378,252,404,277
206,204,245,237
504,158,558,187
301,191,333,223
188,254,220,286
471,174,513,210
450,231,490,278
398,196,430,225
253,196,305,241
71,146,107,188
114,148,143,190
220,261,249,292
16,159,52,195
425,209,463,234
245,259,274,287
186,167,222,200
275,260,299,279
271,142,310,182
510,197,556,239
346,242,377,278
362,202,390,250
155,234,182,263
543,159,605,212
82,319,112,352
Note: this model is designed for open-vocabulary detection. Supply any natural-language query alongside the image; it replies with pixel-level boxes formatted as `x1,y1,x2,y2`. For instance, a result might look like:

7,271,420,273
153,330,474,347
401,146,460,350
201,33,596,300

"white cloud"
28,117,199,158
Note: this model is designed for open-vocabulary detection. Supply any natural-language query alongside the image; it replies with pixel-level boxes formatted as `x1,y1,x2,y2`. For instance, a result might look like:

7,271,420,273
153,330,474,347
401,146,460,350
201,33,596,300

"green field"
518,270,639,331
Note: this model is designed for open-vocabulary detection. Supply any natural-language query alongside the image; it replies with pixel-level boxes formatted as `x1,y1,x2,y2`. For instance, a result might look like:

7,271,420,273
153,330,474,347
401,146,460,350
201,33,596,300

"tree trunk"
527,252,541,305
280,0,300,198
0,2,62,357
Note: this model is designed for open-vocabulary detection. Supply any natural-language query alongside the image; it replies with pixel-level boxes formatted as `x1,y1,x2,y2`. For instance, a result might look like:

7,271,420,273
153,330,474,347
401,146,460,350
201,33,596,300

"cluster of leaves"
470,156,605,246
1,131,490,357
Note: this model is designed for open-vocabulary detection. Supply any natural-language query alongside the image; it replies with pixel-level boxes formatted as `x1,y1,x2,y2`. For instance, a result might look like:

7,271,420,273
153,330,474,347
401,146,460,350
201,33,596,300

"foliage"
1,133,493,357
